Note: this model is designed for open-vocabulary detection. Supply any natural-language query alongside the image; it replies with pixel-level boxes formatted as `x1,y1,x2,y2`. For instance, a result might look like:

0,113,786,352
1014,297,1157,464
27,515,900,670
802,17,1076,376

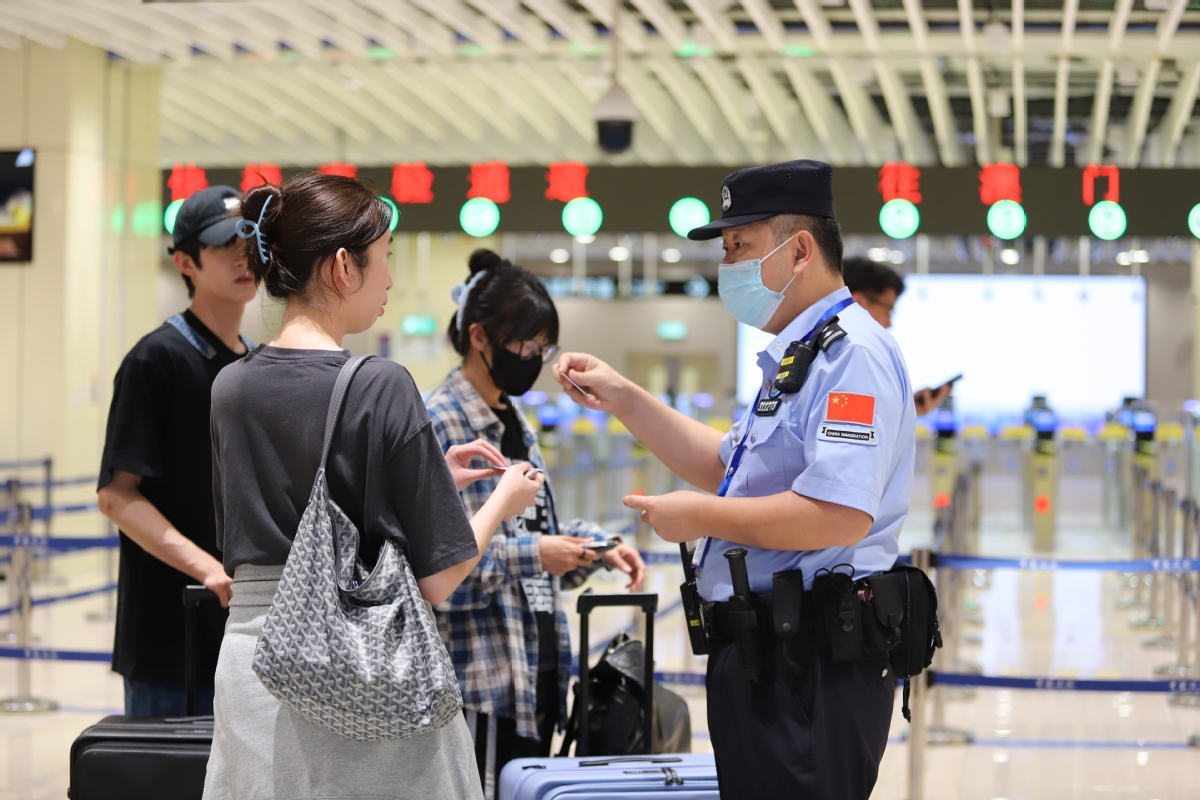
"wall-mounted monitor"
0,149,34,262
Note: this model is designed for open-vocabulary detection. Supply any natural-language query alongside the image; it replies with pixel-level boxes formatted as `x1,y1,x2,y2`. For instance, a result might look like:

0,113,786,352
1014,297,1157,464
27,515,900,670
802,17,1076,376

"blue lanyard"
697,296,854,571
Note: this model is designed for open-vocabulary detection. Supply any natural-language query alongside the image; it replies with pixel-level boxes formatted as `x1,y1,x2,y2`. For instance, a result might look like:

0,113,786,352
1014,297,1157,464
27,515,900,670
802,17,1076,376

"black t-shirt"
211,347,478,582
98,310,243,683
493,399,557,674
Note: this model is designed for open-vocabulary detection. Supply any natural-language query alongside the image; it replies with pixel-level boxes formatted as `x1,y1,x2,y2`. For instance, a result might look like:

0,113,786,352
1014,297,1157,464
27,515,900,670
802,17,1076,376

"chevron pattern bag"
252,355,463,741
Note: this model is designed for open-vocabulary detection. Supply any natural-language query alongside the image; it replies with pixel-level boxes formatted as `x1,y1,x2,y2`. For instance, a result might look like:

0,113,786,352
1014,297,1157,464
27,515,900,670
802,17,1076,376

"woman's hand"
603,544,647,591
539,536,601,577
445,439,508,491
493,462,545,519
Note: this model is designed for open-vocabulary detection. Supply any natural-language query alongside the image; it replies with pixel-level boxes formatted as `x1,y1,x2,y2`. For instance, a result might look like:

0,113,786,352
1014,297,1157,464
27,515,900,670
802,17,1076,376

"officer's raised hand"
552,352,627,411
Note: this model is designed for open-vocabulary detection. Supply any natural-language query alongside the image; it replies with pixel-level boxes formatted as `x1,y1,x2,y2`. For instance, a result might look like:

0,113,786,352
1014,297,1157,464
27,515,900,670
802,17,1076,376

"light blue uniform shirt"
697,286,916,602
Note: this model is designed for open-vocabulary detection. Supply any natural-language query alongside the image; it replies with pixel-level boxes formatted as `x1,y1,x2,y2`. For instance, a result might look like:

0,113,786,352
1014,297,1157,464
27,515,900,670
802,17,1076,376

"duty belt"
703,592,813,646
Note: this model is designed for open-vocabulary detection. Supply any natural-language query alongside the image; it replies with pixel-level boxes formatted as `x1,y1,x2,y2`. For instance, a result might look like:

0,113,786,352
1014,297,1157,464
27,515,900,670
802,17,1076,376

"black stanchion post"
1159,499,1195,676
907,548,930,800
1145,490,1179,649
1,479,17,643
1132,482,1164,629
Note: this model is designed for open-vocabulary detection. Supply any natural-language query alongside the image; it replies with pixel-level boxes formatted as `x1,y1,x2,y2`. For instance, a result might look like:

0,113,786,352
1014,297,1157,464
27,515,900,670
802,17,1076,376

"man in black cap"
97,185,257,716
554,160,917,798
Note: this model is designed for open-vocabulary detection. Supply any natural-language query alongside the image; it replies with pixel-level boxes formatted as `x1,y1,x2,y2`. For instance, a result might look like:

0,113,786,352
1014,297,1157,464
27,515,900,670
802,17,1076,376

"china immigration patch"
825,392,876,426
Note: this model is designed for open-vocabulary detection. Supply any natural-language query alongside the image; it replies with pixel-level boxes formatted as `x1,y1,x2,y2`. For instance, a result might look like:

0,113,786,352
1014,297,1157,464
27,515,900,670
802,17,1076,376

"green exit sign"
656,321,688,341
401,314,438,337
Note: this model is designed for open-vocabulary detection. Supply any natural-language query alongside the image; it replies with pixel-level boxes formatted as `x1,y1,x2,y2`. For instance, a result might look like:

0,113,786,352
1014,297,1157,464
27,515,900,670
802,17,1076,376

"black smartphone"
582,539,619,554
938,373,964,390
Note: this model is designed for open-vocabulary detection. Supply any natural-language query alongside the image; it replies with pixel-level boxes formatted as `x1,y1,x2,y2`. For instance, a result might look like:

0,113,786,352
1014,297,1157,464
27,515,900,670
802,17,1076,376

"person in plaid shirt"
426,249,646,799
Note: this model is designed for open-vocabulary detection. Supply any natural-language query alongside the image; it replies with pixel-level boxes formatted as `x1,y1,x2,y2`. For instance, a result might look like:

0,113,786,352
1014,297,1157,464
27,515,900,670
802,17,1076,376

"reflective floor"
2,484,1198,799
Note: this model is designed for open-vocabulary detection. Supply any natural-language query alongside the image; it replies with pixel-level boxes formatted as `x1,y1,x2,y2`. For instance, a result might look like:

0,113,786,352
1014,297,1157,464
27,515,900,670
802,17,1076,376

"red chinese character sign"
544,162,588,202
167,163,208,202
1082,164,1126,240
241,162,283,194
467,161,511,204
317,162,358,178
980,164,1026,240
877,162,920,238
391,162,434,204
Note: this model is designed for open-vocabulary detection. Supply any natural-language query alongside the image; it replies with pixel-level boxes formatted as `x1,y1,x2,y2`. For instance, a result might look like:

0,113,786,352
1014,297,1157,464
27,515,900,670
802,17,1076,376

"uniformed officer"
553,160,916,799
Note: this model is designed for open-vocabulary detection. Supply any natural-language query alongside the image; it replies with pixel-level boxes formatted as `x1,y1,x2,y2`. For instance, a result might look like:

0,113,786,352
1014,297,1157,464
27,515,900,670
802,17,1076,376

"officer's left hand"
622,492,695,544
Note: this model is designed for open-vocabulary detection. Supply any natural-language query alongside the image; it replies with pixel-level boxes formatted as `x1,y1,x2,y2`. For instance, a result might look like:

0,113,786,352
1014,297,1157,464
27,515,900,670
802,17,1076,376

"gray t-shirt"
211,346,478,578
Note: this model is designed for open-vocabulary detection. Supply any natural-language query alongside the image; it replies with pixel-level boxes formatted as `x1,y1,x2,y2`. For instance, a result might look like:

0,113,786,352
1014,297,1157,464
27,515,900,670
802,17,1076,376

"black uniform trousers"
706,638,894,800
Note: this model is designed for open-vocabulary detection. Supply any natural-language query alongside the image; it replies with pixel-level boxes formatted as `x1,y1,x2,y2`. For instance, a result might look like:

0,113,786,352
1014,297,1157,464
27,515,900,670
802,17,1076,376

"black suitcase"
69,586,216,800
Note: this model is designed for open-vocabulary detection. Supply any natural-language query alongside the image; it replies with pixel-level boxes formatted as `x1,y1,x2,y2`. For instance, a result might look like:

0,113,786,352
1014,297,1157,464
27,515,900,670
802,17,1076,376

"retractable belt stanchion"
1170,503,1200,706
1158,498,1195,676
1131,481,1164,629
907,547,931,800
1144,490,1179,648
927,475,975,745
0,503,59,713
2,480,18,644
1120,466,1148,609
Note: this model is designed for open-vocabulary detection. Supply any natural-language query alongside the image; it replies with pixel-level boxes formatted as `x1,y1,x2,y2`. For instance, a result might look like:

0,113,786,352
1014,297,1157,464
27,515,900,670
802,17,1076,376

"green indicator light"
987,199,1027,240
401,314,437,337
111,203,125,235
669,197,710,238
1088,200,1126,241
163,199,185,235
656,320,689,341
133,200,163,238
562,197,602,238
460,198,500,238
781,45,814,57
1188,203,1200,239
380,196,399,233
879,198,919,239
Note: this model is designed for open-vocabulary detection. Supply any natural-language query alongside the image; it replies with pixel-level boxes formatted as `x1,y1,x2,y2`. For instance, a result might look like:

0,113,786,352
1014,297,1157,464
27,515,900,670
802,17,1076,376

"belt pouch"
860,573,905,655
772,570,809,683
812,573,862,662
679,579,709,656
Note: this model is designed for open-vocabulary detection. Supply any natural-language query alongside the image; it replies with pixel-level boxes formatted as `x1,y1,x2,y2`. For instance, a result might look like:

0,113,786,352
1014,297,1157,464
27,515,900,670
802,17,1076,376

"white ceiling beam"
513,60,595,141
1109,0,1134,52
738,57,823,161
791,0,832,53
82,0,230,61
409,0,501,49
1123,58,1162,168
292,62,411,143
691,57,765,160
740,0,785,52
0,14,66,50
850,0,929,164
160,118,191,147
157,3,278,61
575,0,647,54
354,0,457,57
1012,0,1026,166
681,0,739,54
210,5,323,60
264,2,369,58
828,60,886,165
339,62,443,141
423,60,521,142
54,0,184,60
8,3,159,62
1158,60,1200,167
160,82,263,146
965,58,989,165
467,62,562,142
901,0,958,166
1157,0,1189,54
306,2,410,55
1086,0,1132,164
382,61,485,142
521,0,595,48
648,57,744,162
253,66,374,142
466,0,552,54
627,0,687,51
617,60,710,163
202,65,334,144
1048,0,1078,167
169,69,300,144
781,59,859,164
160,98,225,145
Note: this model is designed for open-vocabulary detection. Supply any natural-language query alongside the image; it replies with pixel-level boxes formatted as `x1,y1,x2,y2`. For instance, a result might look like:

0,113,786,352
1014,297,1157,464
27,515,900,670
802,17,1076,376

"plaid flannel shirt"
426,367,605,740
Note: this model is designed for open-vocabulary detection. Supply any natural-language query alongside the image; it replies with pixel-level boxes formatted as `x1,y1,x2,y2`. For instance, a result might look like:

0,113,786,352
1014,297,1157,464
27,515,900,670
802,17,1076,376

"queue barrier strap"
933,554,1200,573
0,646,111,663
0,534,119,552
931,671,1200,694
0,583,117,618
0,502,100,525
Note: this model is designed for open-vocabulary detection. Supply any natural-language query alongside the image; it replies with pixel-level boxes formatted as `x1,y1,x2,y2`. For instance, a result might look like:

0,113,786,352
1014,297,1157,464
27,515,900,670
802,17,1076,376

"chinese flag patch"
826,392,876,425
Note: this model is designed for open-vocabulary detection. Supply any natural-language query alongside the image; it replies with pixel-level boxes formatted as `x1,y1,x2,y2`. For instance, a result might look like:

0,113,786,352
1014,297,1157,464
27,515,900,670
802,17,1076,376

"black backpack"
560,633,691,756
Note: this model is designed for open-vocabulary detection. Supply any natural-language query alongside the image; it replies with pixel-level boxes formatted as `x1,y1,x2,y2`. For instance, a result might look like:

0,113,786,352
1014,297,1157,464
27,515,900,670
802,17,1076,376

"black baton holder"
678,543,709,656
724,548,763,684
772,570,809,684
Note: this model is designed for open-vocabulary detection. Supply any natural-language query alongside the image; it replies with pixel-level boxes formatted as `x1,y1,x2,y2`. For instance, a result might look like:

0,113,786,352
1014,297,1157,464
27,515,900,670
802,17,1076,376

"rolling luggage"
68,586,216,800
499,754,719,800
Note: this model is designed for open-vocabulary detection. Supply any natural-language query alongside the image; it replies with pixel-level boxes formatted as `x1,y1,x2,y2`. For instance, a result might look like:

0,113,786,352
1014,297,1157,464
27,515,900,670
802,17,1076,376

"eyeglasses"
509,340,559,363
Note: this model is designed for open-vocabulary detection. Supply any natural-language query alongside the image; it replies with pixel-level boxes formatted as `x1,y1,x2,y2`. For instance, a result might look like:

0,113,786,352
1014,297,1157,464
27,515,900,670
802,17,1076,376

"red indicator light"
391,162,435,204
933,493,951,509
1082,164,1119,206
979,163,1022,205
878,161,922,204
1034,495,1052,514
468,161,511,204
167,163,208,201
317,162,358,179
545,161,589,202
240,162,282,194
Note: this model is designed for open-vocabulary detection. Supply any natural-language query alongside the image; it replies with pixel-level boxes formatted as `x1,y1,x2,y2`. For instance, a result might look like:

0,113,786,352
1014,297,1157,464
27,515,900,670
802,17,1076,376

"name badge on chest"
755,395,783,417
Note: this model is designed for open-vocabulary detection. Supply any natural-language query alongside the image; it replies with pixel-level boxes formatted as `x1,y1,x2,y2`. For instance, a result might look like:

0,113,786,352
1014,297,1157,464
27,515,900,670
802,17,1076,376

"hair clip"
235,194,272,263
450,269,488,339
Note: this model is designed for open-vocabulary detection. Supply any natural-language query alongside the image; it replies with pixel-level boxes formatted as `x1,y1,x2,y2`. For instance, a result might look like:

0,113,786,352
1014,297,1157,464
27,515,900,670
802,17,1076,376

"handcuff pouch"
812,572,861,662
772,570,809,684
859,573,905,655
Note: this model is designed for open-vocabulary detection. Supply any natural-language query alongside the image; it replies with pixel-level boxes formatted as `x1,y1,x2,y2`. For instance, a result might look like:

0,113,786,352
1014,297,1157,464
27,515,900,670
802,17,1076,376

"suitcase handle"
182,586,218,717
579,756,683,767
576,591,659,758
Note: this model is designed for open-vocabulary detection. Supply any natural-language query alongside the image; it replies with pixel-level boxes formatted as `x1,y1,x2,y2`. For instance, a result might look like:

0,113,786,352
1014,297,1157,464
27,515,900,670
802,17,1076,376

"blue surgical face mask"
717,237,797,330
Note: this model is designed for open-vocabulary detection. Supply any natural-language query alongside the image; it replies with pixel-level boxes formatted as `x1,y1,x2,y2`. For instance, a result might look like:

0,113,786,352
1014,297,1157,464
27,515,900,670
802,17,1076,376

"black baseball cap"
169,185,241,252
687,159,836,240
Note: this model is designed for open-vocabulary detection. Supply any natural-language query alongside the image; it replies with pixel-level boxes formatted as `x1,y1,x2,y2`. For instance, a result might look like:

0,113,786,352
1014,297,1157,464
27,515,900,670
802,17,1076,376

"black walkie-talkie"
679,543,709,656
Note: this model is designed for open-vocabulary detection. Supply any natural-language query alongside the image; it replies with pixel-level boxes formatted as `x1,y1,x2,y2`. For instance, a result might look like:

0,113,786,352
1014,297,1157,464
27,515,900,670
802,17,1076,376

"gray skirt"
202,564,483,800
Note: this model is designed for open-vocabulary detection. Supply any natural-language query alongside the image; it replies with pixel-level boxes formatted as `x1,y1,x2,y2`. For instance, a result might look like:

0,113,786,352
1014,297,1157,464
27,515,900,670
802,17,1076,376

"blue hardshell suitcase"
499,754,718,800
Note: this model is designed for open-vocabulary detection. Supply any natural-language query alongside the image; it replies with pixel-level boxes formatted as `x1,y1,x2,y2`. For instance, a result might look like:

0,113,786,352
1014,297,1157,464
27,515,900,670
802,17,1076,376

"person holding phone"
425,249,646,799
842,257,954,415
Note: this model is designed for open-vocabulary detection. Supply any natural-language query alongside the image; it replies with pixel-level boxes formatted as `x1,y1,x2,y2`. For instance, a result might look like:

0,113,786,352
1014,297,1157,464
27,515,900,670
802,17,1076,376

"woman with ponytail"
425,249,646,798
204,176,542,800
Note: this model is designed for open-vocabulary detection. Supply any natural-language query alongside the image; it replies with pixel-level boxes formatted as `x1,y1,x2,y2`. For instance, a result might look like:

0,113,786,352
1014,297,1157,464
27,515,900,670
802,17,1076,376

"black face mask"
487,345,544,397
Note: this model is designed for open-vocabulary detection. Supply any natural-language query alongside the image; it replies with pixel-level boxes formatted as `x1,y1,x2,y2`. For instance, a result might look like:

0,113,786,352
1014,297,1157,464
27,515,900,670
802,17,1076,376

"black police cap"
687,159,835,241
169,185,242,252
